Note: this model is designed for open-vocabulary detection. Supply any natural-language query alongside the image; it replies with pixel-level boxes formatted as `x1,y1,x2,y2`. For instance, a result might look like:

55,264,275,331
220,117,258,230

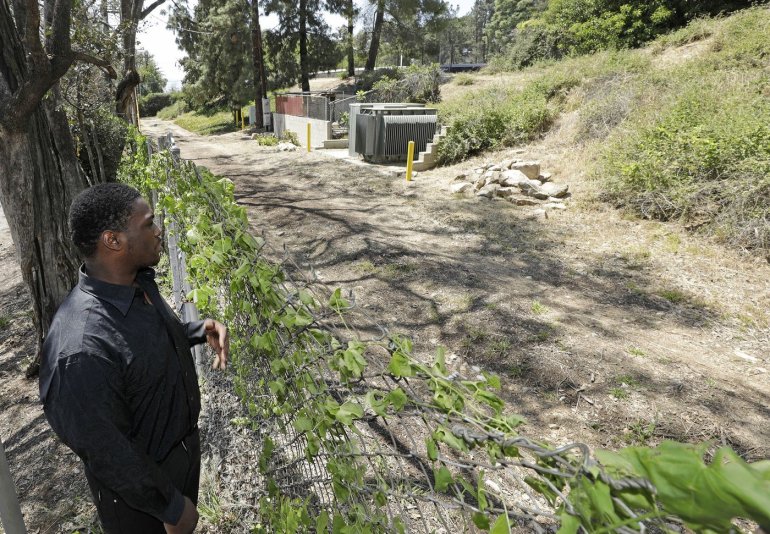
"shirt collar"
78,265,157,316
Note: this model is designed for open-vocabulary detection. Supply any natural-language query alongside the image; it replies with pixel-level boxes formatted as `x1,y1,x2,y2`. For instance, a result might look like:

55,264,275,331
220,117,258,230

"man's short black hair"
69,183,142,257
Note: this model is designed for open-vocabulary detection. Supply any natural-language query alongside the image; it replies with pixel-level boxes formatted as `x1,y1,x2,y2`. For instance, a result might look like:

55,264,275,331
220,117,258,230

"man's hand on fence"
164,496,198,534
203,319,229,370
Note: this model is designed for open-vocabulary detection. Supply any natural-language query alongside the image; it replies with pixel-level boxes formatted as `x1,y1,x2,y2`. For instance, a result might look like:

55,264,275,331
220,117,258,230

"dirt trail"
0,114,767,532
142,118,769,458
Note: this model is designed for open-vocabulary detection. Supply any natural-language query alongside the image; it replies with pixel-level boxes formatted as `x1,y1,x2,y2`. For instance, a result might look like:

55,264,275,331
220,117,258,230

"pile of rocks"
450,159,569,210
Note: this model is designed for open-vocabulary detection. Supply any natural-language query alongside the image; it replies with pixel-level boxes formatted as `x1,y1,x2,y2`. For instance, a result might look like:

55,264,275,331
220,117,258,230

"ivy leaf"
388,352,414,377
386,388,408,410
432,346,447,375
555,513,581,534
316,511,330,533
474,389,504,415
472,512,490,530
597,442,770,531
426,438,438,461
524,476,559,506
335,401,363,426
294,415,314,432
490,513,512,534
434,466,453,492
329,288,349,312
433,426,468,452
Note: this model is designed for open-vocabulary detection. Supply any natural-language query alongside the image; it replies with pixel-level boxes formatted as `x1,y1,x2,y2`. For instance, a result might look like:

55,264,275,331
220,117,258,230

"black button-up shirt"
39,267,207,524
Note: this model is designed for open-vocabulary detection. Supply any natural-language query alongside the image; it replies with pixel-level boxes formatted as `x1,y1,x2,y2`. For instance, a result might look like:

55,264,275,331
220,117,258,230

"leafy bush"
371,64,442,104
74,109,129,183
174,110,239,136
437,68,582,163
139,92,173,117
355,67,400,92
253,134,279,146
597,7,770,252
492,21,565,70
158,100,189,120
454,73,475,86
543,0,675,54
281,130,300,146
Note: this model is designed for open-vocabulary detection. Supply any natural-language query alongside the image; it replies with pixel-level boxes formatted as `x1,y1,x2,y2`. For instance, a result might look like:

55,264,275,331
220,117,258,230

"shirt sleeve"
183,320,208,346
43,351,185,525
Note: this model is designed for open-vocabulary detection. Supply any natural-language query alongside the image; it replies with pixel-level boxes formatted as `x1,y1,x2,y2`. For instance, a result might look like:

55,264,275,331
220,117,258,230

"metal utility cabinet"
348,103,437,163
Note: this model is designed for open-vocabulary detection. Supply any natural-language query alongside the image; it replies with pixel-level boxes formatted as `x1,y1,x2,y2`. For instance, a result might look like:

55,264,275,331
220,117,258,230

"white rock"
450,182,474,194
474,168,484,174
485,171,503,185
519,180,549,199
476,184,501,198
501,169,530,187
509,196,540,206
277,142,297,151
496,187,518,198
734,350,758,363
488,164,502,172
540,182,569,198
510,161,541,180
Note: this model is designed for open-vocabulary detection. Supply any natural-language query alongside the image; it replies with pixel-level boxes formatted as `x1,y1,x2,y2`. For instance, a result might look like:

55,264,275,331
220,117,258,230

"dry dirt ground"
1,103,768,531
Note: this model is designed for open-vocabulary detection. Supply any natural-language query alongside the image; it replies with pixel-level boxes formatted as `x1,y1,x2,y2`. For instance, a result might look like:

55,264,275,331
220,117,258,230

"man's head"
69,184,161,268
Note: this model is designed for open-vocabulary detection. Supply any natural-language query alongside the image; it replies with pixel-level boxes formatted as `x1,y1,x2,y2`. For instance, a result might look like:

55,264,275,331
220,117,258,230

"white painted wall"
274,114,332,148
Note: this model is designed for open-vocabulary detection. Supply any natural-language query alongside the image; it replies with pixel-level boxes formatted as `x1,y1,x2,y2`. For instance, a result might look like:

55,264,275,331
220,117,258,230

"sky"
137,0,476,91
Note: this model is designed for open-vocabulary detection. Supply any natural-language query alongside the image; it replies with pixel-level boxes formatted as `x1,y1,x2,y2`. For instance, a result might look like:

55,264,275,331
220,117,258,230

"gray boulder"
540,182,569,198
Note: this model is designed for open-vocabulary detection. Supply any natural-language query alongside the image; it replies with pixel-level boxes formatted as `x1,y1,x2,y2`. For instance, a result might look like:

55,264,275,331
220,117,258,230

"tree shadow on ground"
213,154,767,457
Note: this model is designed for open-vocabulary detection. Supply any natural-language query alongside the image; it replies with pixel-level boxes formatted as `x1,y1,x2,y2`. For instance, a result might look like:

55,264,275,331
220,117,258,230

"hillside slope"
437,6,770,258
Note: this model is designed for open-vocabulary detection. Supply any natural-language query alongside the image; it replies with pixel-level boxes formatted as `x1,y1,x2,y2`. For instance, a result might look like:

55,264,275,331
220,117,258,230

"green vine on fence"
119,129,770,533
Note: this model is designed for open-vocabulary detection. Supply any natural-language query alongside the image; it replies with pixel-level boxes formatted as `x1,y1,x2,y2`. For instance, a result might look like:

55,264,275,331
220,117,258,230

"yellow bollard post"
307,122,312,152
405,140,415,181
241,110,245,130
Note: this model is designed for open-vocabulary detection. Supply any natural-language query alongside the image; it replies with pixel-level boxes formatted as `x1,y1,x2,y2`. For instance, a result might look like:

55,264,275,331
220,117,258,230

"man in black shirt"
39,183,228,533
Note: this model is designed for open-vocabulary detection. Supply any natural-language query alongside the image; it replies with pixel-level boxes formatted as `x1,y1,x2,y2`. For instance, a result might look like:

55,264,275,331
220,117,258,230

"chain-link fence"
137,135,768,534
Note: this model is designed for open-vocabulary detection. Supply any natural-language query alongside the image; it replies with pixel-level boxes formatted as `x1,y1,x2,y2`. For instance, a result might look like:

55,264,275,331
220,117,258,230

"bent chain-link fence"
138,135,703,534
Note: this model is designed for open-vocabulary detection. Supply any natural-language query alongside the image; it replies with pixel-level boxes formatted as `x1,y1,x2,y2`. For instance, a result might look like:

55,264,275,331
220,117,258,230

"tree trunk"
0,107,86,376
365,0,385,71
298,0,310,92
0,0,88,376
250,0,266,128
347,0,355,77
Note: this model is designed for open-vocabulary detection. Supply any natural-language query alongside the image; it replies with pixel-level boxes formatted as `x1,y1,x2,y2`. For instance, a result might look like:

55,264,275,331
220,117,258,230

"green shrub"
158,100,189,120
355,67,400,92
454,73,475,86
492,22,565,70
253,134,279,146
437,68,582,163
371,64,442,104
139,93,173,117
174,110,239,135
281,130,300,146
596,9,770,252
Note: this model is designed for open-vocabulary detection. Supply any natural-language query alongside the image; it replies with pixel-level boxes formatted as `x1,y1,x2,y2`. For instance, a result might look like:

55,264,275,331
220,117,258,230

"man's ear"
101,230,123,252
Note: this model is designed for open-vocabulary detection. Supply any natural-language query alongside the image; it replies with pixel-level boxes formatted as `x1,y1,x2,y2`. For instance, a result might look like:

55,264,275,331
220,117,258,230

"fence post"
307,122,312,152
406,141,415,181
0,438,27,534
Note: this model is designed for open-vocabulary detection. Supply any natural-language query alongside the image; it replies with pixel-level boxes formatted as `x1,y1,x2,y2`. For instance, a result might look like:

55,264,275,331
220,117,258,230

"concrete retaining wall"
274,114,332,148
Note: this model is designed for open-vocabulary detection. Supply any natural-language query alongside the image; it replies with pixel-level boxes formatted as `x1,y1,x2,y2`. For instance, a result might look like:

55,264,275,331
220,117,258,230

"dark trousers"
86,428,201,534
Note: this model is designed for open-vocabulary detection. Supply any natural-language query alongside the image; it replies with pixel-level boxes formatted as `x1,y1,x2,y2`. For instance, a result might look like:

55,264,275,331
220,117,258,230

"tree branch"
72,51,118,79
140,0,166,20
